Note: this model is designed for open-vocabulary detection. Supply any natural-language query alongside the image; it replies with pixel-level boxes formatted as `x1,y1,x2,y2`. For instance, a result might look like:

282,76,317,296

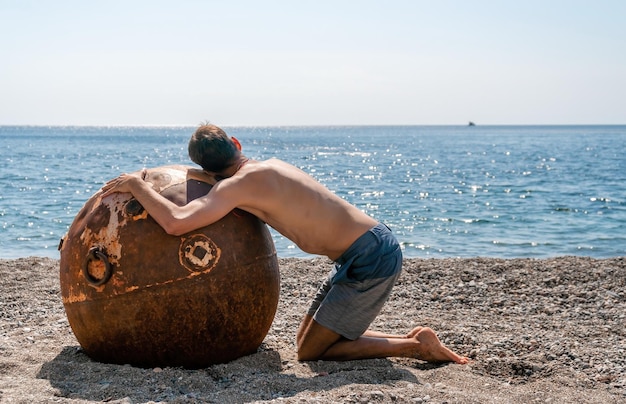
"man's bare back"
218,158,378,260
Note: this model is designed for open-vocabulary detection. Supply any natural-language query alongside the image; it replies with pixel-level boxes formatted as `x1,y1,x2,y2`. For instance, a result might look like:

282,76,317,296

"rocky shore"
1,256,624,403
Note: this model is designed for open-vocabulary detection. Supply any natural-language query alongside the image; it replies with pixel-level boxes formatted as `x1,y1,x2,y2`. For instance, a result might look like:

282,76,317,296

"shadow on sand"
37,345,429,403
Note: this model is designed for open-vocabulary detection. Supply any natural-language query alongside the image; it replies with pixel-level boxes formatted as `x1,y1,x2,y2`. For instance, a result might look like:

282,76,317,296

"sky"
1,0,625,126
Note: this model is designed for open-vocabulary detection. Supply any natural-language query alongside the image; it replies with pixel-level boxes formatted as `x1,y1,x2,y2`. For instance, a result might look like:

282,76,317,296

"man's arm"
101,172,237,236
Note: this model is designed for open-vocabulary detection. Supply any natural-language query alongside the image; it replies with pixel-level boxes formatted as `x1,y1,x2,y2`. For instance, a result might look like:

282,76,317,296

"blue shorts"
306,223,403,340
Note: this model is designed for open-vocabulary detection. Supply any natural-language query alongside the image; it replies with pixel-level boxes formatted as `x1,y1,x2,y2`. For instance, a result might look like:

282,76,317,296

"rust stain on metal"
179,233,221,274
124,199,148,221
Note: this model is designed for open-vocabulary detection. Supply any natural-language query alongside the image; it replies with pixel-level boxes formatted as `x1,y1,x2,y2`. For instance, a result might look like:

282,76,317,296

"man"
102,124,468,364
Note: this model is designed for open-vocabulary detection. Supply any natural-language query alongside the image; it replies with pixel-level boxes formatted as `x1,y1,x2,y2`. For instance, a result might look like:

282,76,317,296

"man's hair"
188,124,238,172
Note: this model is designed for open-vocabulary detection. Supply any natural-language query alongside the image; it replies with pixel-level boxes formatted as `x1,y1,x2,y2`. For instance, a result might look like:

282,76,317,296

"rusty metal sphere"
59,165,280,368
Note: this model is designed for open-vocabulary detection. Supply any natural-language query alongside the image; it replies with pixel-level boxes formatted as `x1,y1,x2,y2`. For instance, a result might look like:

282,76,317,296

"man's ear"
231,137,242,151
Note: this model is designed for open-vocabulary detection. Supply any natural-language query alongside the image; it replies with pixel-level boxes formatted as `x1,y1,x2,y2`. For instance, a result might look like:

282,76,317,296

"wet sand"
1,256,624,403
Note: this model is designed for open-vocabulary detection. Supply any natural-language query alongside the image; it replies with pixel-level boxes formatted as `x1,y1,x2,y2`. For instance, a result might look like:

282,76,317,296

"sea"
1,125,625,260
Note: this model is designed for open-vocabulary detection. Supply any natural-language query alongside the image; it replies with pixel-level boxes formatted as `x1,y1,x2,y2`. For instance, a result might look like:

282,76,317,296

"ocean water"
1,125,625,259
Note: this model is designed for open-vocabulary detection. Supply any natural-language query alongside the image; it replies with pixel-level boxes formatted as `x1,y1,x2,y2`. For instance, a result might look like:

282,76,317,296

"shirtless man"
102,124,468,364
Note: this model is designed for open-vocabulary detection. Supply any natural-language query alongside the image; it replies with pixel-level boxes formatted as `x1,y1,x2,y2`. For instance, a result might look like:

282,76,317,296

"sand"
1,256,624,403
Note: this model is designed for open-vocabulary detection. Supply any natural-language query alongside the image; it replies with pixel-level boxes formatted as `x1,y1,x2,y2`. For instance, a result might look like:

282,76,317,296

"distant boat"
468,121,476,126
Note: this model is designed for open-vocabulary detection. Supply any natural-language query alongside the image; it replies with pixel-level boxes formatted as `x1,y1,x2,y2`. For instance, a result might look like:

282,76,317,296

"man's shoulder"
239,159,308,190
247,158,294,172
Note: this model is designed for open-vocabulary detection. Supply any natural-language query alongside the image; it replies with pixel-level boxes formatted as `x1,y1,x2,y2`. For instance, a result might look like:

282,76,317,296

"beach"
1,256,624,403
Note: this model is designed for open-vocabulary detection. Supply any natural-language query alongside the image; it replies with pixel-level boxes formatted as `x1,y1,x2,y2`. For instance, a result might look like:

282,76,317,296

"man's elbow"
167,227,187,237
161,220,188,237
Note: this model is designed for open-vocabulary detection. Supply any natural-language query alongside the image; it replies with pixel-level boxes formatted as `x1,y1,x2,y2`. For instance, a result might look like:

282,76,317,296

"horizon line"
1,123,625,128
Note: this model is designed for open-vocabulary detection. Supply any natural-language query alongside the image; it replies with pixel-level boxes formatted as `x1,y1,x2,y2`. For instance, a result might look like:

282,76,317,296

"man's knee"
296,346,321,361
296,333,328,361
296,319,342,361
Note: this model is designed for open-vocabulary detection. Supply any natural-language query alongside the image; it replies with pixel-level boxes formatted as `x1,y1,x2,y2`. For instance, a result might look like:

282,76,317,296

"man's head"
188,124,241,173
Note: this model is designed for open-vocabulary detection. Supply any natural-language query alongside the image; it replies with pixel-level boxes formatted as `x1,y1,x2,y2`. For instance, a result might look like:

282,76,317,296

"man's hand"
101,169,147,197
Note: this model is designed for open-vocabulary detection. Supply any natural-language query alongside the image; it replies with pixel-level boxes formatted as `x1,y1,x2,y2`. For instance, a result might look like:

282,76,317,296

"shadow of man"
38,345,422,402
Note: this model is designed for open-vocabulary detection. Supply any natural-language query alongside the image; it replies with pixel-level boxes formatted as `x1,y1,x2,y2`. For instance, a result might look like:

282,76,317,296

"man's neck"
216,155,249,179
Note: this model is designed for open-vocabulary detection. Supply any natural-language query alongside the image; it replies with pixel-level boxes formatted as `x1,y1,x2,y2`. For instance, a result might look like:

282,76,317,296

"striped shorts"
307,223,403,340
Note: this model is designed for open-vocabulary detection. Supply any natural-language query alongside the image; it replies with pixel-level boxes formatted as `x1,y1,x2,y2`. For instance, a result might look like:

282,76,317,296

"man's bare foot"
410,327,469,364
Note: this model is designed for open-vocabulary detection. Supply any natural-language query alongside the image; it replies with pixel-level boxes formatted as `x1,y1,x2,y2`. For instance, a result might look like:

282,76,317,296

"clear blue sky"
1,0,625,126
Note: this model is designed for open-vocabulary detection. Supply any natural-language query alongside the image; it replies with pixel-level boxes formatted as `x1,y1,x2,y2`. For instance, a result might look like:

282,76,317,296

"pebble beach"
1,256,625,403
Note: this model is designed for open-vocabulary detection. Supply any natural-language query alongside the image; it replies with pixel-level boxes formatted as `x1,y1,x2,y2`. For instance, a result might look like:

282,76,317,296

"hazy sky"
1,0,625,126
